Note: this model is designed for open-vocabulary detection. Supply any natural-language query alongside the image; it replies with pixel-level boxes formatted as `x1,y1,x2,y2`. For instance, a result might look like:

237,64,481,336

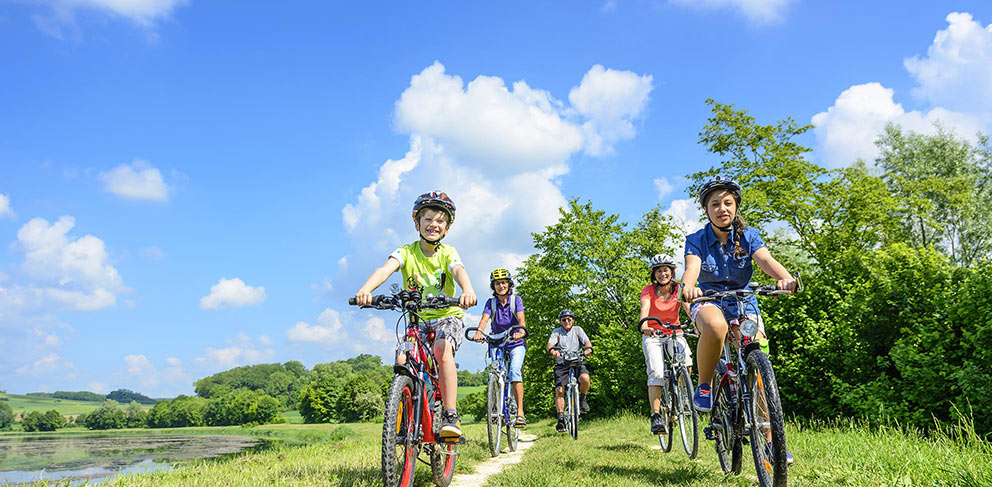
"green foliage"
20,409,67,432
194,361,310,409
125,401,148,428
204,389,283,426
0,400,13,430
83,400,127,430
339,375,384,422
516,200,682,418
459,390,486,421
107,389,157,405
457,369,487,386
297,355,390,423
147,395,208,428
53,391,106,402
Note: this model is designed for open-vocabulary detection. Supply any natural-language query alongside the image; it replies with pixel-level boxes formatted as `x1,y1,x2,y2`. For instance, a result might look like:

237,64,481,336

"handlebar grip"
510,324,529,339
637,317,664,329
443,296,461,306
464,327,480,339
348,298,357,306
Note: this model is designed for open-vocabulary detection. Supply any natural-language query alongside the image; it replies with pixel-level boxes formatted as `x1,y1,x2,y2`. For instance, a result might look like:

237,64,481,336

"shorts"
507,345,526,383
419,315,465,353
642,334,692,386
690,301,765,336
553,362,589,387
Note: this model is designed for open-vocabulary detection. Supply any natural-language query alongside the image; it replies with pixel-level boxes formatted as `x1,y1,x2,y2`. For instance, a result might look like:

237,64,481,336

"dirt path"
448,432,538,487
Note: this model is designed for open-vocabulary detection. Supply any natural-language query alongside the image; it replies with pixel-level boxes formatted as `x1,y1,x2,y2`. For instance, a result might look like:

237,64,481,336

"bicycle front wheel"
569,385,580,440
506,394,519,452
487,373,502,457
746,350,788,487
658,378,673,453
712,381,742,475
676,367,699,459
383,374,418,487
430,400,457,487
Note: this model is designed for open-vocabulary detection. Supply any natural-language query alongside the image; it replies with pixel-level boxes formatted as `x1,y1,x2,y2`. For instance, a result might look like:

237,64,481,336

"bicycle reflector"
740,318,760,338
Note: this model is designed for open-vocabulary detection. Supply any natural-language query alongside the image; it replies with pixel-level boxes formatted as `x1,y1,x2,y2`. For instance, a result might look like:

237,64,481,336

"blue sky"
2,1,991,397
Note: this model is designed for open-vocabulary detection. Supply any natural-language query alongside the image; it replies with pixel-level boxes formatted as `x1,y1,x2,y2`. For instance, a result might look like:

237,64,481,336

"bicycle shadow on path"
448,432,538,487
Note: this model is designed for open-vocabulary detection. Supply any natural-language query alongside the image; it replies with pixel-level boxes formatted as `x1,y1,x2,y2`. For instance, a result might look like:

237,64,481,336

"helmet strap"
420,232,443,249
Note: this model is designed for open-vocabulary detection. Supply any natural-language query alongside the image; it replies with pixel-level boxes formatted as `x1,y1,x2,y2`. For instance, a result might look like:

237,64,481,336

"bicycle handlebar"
464,325,529,343
636,317,690,331
348,292,462,310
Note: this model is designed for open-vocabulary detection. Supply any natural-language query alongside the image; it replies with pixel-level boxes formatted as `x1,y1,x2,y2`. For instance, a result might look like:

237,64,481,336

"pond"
0,434,266,485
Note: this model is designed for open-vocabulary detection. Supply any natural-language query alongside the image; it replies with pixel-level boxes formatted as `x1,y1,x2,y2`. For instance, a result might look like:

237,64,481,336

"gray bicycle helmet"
648,254,676,270
558,309,575,319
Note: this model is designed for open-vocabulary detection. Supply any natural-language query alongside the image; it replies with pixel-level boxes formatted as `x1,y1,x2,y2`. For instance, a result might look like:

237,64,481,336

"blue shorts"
507,345,526,382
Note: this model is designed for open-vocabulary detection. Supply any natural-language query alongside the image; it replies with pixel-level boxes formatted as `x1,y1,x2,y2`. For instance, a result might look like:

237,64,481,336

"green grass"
457,385,484,401
485,413,992,487
0,393,104,417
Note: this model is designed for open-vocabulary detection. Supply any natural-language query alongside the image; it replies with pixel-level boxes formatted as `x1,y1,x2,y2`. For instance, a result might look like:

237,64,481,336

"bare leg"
512,381,524,416
648,385,662,414
433,339,457,410
578,374,590,394
555,385,565,413
695,306,729,386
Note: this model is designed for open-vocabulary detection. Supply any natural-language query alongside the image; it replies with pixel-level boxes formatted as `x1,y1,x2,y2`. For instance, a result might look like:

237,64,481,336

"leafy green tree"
21,409,67,432
0,401,13,431
459,391,486,421
194,362,309,409
146,396,208,428
298,362,353,423
205,389,282,426
125,401,148,428
338,375,384,422
84,400,127,430
106,389,156,405
53,391,106,402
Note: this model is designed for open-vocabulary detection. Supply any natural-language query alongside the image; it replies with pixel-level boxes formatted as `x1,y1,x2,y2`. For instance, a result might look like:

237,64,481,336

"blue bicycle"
465,325,528,457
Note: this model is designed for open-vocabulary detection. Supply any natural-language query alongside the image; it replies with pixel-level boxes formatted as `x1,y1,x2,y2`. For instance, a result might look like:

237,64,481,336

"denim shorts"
507,345,526,382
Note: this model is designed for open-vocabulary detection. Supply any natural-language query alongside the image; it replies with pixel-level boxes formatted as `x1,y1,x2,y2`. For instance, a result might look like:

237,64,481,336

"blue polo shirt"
685,223,766,312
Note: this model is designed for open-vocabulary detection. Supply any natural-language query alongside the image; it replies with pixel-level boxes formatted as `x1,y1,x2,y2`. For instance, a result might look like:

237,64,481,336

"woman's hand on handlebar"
640,324,653,336
459,291,477,309
354,290,373,306
472,330,485,343
512,328,525,340
583,346,592,357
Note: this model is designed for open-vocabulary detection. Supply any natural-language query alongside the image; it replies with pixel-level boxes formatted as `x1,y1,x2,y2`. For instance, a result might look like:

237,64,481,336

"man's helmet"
648,254,677,270
558,309,575,320
698,176,742,208
412,191,456,225
490,268,511,282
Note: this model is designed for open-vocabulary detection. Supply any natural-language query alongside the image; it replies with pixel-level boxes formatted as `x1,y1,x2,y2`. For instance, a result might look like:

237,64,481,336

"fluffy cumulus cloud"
99,160,170,202
195,333,275,371
569,65,654,155
200,278,266,310
287,308,345,345
905,13,992,113
654,177,675,200
123,353,188,389
16,352,74,376
0,193,14,219
669,0,795,25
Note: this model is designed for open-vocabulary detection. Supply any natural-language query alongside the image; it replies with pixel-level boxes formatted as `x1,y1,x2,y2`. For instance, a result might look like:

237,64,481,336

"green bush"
21,409,66,432
84,400,127,430
147,395,208,428
459,391,487,421
0,401,13,430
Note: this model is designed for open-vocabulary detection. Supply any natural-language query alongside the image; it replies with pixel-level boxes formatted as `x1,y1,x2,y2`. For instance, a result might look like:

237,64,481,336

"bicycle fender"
393,362,417,379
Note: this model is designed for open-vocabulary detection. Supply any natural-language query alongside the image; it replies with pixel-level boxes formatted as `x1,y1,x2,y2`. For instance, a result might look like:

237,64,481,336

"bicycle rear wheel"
675,367,699,458
430,400,457,487
568,385,579,440
506,394,518,452
658,379,674,452
382,374,418,487
711,381,742,475
746,350,788,487
486,373,502,457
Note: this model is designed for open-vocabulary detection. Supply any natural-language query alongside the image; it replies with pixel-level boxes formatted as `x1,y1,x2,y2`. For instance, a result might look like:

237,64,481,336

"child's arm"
354,257,401,306
450,264,478,309
681,254,704,301
752,248,797,292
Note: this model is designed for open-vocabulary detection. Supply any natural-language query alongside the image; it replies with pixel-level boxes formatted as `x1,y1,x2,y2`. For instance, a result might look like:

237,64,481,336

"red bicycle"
350,286,463,487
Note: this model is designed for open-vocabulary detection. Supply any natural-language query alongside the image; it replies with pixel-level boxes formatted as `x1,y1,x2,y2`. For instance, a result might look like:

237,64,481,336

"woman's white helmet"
648,254,676,270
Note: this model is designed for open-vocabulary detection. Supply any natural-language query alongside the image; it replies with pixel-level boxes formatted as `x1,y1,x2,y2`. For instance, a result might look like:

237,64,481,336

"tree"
22,409,66,432
84,400,127,430
338,375,384,422
106,389,156,405
0,401,13,431
125,401,148,428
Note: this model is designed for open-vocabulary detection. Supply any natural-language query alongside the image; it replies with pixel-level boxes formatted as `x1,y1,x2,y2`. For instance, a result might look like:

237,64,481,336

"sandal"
515,415,527,427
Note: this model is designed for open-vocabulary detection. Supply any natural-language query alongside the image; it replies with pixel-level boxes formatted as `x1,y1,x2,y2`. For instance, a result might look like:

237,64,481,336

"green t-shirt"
389,241,465,321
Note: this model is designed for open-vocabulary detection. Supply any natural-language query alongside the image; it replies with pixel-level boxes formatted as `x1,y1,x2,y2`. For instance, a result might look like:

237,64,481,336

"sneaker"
555,415,566,432
439,410,462,438
764,442,795,466
579,394,590,413
650,413,667,435
693,383,712,412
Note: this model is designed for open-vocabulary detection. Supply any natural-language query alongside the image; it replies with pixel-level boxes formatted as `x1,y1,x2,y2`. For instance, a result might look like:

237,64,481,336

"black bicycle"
692,276,801,487
551,345,592,440
637,317,699,458
349,285,464,487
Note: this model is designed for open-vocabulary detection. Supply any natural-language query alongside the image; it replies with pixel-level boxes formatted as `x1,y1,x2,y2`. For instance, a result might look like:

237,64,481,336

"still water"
0,434,264,485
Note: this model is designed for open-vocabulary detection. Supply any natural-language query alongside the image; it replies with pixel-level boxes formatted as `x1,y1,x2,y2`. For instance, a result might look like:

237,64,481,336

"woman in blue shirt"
472,268,528,426
681,177,797,419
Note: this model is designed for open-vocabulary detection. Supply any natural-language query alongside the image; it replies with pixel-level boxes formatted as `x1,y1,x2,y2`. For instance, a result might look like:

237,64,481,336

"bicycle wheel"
486,373,502,457
506,393,518,452
675,367,699,459
569,385,580,440
658,378,673,453
430,400,457,487
382,374,418,487
746,351,788,487
711,381,742,475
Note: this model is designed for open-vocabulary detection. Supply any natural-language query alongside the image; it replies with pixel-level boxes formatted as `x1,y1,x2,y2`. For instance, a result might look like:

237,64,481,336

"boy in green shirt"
354,190,477,438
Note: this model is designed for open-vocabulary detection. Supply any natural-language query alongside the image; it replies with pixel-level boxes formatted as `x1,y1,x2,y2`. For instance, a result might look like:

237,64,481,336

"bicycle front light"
740,318,759,338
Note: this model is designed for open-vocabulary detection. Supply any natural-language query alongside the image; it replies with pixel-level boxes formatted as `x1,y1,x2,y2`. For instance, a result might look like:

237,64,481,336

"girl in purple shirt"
472,268,528,426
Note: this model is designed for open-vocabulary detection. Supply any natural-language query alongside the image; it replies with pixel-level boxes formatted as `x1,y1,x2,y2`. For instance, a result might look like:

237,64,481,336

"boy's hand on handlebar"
777,278,798,293
459,291,477,309
512,329,525,340
681,285,703,302
354,291,373,306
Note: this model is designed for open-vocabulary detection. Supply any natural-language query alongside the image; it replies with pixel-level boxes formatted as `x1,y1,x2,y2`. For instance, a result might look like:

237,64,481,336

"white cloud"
670,0,794,25
30,0,188,39
195,333,275,370
362,316,393,344
338,256,349,271
99,160,169,202
905,12,992,113
811,83,986,167
0,194,14,219
89,381,109,394
311,278,333,303
14,216,126,311
287,308,345,345
654,177,675,200
200,278,266,310
663,198,705,275
122,354,188,389
139,246,167,260
569,64,653,155
16,352,73,375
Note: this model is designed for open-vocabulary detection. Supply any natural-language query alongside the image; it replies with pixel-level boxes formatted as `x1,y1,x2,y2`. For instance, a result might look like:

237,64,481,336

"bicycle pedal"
439,436,466,445
703,426,717,441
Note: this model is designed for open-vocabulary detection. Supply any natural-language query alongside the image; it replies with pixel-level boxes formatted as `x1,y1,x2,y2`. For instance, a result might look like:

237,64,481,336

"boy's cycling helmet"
648,254,676,270
490,268,511,282
412,191,456,225
698,176,742,208
558,309,575,319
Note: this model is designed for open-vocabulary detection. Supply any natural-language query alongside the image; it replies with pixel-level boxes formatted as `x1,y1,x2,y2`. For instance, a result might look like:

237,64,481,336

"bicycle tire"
486,373,502,457
430,400,457,487
746,350,788,487
712,381,742,474
506,394,518,452
569,384,580,440
658,377,674,452
676,367,699,459
382,374,418,487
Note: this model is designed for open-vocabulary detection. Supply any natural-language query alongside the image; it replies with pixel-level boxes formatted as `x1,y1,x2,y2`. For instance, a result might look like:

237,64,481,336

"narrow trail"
448,432,538,487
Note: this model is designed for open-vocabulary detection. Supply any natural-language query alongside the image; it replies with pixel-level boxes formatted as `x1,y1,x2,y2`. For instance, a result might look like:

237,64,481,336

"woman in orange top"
639,254,691,435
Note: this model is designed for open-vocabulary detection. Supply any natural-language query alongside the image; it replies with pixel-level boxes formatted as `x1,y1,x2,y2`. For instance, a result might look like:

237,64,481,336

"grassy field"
0,393,104,417
457,385,484,401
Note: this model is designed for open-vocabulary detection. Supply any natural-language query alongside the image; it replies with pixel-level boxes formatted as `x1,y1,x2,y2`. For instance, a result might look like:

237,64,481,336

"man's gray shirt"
547,326,590,354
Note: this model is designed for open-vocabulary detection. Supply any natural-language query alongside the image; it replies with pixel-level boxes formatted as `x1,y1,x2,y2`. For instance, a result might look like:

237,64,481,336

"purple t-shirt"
483,295,526,349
